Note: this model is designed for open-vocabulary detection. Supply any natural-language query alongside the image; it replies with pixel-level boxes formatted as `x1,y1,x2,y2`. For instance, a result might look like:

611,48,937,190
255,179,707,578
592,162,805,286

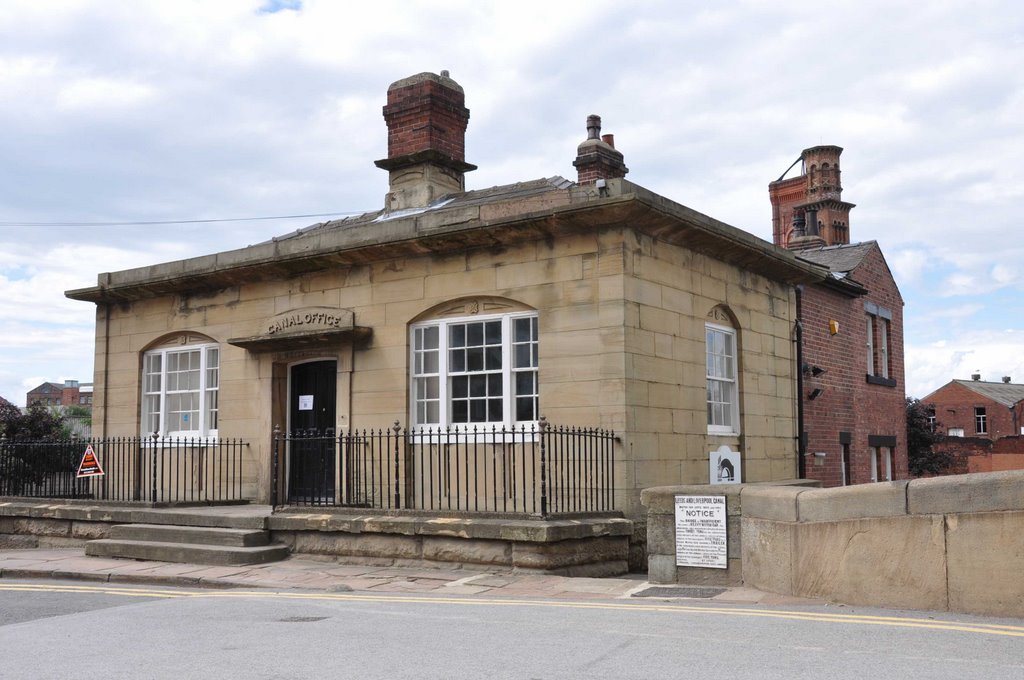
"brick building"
922,376,1024,440
770,146,907,486
26,380,93,408
66,71,841,520
917,376,1024,475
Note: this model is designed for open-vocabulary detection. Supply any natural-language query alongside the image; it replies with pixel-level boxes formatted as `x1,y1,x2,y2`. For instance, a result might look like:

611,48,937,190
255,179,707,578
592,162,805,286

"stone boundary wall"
641,480,819,586
0,500,633,576
644,471,1024,617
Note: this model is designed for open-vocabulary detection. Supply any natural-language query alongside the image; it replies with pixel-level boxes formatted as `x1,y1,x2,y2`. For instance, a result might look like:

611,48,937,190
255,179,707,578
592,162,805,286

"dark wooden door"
288,360,337,502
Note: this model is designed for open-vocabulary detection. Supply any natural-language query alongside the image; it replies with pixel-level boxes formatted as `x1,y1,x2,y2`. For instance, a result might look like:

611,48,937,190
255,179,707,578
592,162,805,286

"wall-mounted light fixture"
829,320,840,335
807,387,824,401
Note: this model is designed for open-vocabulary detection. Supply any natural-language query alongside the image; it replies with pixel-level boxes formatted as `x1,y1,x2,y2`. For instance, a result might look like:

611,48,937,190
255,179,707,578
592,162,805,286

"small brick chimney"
769,145,855,250
375,71,477,211
573,115,628,185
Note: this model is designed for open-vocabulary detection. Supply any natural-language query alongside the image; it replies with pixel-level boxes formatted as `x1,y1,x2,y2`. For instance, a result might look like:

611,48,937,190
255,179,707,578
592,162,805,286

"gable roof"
947,379,1024,408
27,382,64,394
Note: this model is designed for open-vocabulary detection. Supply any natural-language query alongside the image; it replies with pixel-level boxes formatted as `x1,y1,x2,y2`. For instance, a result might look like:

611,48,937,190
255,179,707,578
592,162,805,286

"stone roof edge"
66,178,832,303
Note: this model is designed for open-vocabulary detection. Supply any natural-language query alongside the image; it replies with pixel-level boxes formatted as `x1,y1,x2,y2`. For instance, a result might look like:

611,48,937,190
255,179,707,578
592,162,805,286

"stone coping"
716,469,1024,522
0,499,632,543
269,512,633,543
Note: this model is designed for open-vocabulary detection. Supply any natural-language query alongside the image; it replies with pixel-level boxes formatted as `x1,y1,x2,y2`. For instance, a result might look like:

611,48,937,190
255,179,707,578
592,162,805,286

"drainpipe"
795,286,806,479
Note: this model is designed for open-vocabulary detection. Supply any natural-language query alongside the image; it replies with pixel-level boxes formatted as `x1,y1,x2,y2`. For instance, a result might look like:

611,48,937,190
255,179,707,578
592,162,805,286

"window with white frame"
974,407,987,434
865,301,893,381
410,312,538,429
706,322,739,434
869,446,892,482
142,343,219,438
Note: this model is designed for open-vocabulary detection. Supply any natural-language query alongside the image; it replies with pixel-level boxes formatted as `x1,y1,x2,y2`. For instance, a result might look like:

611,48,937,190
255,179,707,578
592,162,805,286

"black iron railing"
272,419,617,517
0,435,247,504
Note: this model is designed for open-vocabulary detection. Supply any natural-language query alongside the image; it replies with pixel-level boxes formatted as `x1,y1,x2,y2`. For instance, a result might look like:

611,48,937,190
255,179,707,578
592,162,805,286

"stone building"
769,146,908,486
66,71,835,520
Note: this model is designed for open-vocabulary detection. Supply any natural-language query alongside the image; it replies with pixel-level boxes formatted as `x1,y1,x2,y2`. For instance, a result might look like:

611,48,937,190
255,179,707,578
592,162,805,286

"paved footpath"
0,548,817,605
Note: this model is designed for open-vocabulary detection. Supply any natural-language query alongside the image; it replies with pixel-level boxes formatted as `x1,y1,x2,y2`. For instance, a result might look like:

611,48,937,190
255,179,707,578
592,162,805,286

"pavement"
0,547,820,605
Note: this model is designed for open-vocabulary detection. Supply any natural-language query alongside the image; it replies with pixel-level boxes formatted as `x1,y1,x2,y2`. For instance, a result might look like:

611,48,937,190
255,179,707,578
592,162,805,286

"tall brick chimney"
375,71,477,211
769,145,855,250
573,115,628,184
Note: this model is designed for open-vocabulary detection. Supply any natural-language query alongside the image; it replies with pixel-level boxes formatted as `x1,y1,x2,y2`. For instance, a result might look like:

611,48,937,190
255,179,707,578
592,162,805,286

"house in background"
769,146,907,487
26,380,93,409
66,70,838,525
922,375,1024,474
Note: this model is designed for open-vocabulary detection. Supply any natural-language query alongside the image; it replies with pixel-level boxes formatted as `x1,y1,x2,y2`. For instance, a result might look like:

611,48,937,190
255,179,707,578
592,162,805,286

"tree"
906,397,953,476
0,397,67,439
0,397,71,495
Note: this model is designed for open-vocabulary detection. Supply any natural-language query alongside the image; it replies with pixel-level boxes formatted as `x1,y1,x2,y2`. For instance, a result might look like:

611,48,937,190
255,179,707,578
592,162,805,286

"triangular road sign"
76,444,105,478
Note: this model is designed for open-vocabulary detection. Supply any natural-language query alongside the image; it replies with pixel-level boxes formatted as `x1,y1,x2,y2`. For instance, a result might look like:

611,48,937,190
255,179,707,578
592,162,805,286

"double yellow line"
2,581,1022,638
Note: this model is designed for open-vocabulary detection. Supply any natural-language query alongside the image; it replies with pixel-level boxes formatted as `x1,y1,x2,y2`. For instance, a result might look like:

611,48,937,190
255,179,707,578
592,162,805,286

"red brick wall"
800,245,907,486
769,176,804,247
931,435,1024,474
382,78,469,162
923,381,1021,439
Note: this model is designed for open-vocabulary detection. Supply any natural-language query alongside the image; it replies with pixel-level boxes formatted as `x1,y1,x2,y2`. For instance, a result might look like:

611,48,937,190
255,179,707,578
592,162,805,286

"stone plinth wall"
644,471,1024,618
640,480,819,586
0,500,632,576
269,511,632,576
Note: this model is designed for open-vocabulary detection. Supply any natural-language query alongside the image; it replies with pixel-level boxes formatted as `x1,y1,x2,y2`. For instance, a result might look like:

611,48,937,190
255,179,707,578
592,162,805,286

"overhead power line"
0,211,369,228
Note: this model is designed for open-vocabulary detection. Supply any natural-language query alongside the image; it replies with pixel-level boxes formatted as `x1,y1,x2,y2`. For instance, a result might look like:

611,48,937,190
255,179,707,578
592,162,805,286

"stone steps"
85,523,289,566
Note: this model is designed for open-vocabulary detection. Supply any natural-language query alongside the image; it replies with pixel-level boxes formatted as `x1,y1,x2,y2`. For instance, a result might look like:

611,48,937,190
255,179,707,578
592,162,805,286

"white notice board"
674,495,727,569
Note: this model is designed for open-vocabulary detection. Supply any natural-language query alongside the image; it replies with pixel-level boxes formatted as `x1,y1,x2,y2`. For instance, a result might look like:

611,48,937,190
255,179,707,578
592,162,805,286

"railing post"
271,425,281,507
392,421,402,509
539,416,549,518
150,432,159,503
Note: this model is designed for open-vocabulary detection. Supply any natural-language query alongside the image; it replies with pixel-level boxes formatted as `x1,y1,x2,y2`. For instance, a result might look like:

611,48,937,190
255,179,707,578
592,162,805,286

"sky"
1,0,1022,406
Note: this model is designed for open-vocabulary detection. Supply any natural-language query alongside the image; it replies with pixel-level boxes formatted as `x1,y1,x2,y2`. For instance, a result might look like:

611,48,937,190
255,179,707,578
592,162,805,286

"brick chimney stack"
769,145,855,250
573,115,628,184
375,71,477,211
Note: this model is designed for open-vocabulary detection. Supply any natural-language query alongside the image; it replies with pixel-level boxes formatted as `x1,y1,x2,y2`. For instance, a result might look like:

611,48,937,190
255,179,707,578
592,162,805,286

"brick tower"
769,145,855,249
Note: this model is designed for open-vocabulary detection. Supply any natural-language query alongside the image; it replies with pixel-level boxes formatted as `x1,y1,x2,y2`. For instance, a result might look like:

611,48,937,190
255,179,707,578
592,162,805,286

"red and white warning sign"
76,444,105,478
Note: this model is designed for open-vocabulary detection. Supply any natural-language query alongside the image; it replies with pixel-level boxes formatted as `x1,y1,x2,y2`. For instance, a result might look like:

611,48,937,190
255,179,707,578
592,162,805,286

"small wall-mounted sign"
674,494,727,569
298,395,314,411
710,445,741,484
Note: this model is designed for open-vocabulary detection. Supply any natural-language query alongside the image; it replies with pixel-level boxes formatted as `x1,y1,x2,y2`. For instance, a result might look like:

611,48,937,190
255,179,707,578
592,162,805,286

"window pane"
450,349,465,373
485,321,501,344
485,346,502,370
451,376,468,398
452,400,468,423
470,374,486,397
487,373,502,395
424,325,438,349
467,347,483,371
450,324,465,348
488,399,503,421
467,322,483,346
469,400,486,422
423,351,438,374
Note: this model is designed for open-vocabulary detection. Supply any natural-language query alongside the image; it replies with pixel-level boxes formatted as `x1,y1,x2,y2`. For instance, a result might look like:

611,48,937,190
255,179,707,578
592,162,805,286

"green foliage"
906,397,953,476
0,397,73,495
0,398,67,439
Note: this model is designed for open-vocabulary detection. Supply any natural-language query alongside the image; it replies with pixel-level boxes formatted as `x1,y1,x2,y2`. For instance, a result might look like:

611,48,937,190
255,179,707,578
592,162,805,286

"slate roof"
950,379,1024,408
795,241,877,274
268,177,575,244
